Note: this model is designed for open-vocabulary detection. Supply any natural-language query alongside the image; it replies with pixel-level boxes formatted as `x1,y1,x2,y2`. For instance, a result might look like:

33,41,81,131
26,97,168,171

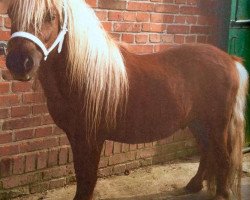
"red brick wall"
0,0,218,198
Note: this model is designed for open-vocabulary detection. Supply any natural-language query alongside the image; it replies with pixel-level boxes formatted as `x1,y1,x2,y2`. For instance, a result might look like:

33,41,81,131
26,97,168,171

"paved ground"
15,154,250,200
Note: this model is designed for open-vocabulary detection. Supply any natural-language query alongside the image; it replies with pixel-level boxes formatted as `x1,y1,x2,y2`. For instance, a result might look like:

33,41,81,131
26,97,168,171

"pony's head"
6,0,65,81
5,0,129,139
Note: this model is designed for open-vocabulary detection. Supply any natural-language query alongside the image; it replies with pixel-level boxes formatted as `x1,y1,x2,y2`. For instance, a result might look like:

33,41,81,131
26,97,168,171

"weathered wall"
0,0,220,198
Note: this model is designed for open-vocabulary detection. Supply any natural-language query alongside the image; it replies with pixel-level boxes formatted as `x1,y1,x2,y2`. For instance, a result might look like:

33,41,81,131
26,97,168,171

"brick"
136,148,157,159
37,151,48,170
105,140,113,156
59,135,70,146
25,154,36,173
4,17,11,28
150,13,174,23
12,82,32,92
19,137,59,153
59,147,68,165
145,142,153,148
187,0,198,5
109,152,136,165
126,160,140,170
113,142,121,154
185,35,196,43
30,181,49,194
167,25,189,34
122,34,134,43
22,93,45,104
0,158,12,178
53,127,64,135
99,0,126,10
129,144,137,151
108,11,123,21
136,12,150,22
197,35,207,43
180,5,200,15
114,22,141,32
162,34,174,43
135,34,148,44
190,25,209,34
69,149,73,163
174,34,185,43
102,21,112,31
110,33,120,41
66,164,75,175
142,23,166,33
124,12,136,22
11,106,31,118
0,145,18,157
175,0,187,4
49,178,66,190
0,132,12,144
98,157,109,168
121,143,130,152
32,104,48,115
1,172,42,189
149,34,161,43
137,144,144,149
42,114,54,125
0,108,9,119
3,117,41,130
127,2,154,12
43,166,67,181
0,31,10,40
35,126,53,138
48,149,58,167
14,129,33,141
0,82,10,93
86,0,97,7
186,16,198,24
96,10,107,21
1,69,13,81
175,16,186,23
0,95,20,107
13,156,25,175
154,4,179,13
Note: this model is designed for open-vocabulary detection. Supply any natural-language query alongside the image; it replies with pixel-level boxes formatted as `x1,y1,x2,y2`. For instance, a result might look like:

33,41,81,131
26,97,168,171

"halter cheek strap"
9,0,68,61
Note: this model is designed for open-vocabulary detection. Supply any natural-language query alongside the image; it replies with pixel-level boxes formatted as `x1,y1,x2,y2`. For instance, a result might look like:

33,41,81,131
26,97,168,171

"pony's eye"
45,13,56,22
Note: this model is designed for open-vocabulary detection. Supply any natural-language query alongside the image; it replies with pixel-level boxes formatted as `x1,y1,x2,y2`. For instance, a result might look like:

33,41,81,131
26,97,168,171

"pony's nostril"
23,56,34,72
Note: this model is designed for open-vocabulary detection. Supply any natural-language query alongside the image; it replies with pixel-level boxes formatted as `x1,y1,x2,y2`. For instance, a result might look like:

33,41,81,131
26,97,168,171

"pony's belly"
107,123,181,144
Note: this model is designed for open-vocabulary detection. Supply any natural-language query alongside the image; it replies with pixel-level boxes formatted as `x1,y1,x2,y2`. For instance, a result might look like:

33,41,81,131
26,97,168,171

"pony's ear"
0,0,10,14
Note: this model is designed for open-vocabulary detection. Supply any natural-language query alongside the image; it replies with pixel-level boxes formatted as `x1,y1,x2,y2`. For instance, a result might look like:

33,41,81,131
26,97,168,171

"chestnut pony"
5,0,248,199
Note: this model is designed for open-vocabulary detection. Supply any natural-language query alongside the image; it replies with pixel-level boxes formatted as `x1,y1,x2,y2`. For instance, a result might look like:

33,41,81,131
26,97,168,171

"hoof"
185,178,203,193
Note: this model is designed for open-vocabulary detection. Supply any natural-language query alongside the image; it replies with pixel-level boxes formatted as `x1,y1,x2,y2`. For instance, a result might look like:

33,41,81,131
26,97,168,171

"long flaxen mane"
9,0,129,141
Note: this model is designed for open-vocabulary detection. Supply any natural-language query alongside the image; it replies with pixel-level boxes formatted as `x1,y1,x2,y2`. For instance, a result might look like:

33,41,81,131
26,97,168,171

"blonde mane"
9,0,129,140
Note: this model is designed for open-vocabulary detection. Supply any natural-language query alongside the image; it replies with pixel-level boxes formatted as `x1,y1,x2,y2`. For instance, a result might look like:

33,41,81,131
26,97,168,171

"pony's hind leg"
186,119,209,193
207,122,233,200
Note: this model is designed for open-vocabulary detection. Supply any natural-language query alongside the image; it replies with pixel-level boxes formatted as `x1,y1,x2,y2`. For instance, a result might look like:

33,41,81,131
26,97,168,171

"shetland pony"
5,0,248,199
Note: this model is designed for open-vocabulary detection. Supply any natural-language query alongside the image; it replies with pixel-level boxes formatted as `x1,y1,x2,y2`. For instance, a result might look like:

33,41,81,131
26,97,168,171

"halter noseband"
9,0,68,61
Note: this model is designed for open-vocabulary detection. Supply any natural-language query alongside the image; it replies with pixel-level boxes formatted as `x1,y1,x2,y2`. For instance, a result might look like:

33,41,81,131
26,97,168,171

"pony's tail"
228,57,248,198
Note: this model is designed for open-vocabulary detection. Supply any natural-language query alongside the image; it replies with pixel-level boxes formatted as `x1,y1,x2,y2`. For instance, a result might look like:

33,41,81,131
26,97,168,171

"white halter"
10,0,68,61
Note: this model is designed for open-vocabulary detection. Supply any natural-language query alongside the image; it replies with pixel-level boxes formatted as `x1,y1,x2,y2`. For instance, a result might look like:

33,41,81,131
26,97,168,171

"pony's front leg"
71,138,104,200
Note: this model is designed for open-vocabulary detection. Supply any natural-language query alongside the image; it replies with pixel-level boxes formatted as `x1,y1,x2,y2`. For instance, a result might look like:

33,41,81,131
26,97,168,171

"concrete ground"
14,154,250,200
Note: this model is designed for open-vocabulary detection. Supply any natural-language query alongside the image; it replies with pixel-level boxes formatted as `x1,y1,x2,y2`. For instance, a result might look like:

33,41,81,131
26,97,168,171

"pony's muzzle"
6,49,41,81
